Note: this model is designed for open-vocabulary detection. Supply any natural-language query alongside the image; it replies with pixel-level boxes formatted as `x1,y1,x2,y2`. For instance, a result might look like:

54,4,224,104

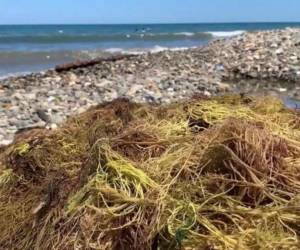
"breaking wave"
0,30,245,44
207,30,245,37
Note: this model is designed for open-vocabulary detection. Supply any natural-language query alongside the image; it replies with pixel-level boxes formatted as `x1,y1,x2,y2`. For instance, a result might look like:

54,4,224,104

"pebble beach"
1,28,300,145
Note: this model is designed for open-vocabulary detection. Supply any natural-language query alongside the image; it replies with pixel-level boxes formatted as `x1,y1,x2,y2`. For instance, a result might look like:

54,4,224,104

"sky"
0,0,300,24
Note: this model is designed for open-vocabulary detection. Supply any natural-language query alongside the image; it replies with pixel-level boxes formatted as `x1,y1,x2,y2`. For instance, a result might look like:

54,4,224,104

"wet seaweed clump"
0,96,300,250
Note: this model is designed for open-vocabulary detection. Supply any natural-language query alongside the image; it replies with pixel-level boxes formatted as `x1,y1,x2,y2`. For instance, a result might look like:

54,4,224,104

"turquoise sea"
1,22,300,76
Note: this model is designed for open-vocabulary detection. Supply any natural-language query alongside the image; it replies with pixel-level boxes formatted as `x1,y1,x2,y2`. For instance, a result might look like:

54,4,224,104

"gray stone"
24,93,37,100
0,97,11,103
0,139,12,147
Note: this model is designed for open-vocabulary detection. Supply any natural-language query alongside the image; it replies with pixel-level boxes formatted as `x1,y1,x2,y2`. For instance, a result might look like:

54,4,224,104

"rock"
24,93,37,100
290,56,298,61
203,91,212,97
0,97,11,103
46,123,58,130
248,71,258,78
270,43,278,48
74,91,84,99
12,93,23,100
277,88,287,92
65,73,78,85
8,117,19,126
95,79,112,88
0,118,8,127
104,89,118,101
275,48,284,54
216,82,231,92
51,114,64,124
0,139,12,147
36,109,52,123
0,127,5,135
127,84,143,96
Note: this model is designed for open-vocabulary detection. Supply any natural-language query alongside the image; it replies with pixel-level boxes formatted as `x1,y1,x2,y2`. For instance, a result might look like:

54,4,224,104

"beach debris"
55,54,135,72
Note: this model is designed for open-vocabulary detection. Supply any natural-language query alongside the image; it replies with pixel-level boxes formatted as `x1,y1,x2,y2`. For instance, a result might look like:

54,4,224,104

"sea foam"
174,32,195,37
207,30,245,37
104,45,195,55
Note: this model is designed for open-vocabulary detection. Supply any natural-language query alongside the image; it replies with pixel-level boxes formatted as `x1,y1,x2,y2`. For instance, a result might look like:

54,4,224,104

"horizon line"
1,21,300,26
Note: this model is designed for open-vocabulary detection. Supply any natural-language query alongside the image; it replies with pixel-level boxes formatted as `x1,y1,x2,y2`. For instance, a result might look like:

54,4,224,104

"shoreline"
1,27,300,145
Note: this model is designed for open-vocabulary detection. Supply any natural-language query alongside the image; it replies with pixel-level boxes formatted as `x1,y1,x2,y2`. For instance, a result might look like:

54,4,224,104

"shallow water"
283,98,300,110
1,22,300,76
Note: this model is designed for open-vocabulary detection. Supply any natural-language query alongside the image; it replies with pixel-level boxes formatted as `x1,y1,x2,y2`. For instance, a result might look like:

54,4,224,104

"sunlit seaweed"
0,96,299,249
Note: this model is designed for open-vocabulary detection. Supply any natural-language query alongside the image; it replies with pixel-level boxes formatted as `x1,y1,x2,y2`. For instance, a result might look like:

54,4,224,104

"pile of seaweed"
0,95,300,250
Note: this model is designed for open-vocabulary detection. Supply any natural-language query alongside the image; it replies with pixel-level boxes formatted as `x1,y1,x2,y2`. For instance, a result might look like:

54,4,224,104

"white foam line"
104,45,196,55
174,32,195,37
207,30,245,37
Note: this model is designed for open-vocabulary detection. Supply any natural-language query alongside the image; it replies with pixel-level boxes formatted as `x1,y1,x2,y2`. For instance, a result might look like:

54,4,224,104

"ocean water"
1,23,300,76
